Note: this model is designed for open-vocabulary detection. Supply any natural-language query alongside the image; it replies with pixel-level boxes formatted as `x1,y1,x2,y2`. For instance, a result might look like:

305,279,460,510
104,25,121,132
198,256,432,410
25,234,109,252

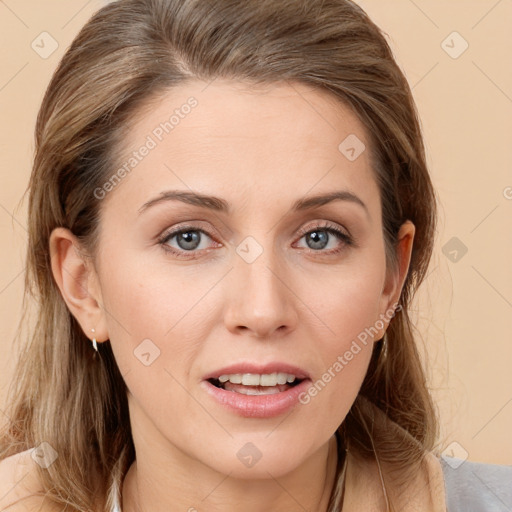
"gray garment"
441,456,512,511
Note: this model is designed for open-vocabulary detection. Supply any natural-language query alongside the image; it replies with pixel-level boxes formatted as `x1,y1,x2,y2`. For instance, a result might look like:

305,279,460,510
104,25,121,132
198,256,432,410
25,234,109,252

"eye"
158,225,219,259
295,221,354,255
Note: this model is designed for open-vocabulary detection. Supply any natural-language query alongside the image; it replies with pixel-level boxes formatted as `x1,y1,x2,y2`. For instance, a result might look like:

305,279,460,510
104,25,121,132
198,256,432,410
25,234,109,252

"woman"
1,0,509,511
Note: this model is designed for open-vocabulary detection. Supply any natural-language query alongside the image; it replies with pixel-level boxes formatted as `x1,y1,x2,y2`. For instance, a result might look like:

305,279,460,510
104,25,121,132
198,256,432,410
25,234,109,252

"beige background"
1,1,511,465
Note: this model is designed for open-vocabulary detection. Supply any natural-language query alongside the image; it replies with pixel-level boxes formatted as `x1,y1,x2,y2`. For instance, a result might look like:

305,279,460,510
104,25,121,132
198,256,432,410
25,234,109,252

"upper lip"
203,362,310,381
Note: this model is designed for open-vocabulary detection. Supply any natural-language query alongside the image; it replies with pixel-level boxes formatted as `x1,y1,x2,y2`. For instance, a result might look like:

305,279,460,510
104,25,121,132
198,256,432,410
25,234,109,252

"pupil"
178,231,200,250
308,231,328,250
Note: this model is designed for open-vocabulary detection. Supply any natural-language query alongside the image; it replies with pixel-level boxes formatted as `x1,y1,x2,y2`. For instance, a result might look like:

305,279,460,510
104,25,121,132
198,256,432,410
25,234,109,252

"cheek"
100,246,202,333
296,324,375,438
298,253,385,348
293,262,384,429
98,253,210,376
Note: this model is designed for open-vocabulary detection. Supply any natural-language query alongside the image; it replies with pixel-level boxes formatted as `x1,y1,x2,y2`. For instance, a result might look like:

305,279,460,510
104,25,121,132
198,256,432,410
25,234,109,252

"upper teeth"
218,373,297,386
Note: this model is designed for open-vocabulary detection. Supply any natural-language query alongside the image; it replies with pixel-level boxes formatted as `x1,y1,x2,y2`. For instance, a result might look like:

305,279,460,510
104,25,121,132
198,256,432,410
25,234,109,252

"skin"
50,79,414,512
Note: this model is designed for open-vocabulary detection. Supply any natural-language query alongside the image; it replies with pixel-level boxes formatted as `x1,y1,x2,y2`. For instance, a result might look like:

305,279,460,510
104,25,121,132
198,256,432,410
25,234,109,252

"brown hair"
0,0,439,510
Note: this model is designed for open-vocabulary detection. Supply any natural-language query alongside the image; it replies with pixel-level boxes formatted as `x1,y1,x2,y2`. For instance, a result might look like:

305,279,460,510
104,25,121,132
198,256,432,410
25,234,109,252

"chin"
200,433,321,480
217,455,305,481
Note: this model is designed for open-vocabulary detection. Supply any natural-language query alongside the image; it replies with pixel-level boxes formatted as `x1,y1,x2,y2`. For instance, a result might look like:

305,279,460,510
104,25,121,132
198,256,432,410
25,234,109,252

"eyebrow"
138,189,369,217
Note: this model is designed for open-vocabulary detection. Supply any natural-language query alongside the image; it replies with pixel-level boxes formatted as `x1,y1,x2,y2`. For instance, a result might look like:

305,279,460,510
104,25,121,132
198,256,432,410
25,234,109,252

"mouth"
207,372,305,395
202,363,312,417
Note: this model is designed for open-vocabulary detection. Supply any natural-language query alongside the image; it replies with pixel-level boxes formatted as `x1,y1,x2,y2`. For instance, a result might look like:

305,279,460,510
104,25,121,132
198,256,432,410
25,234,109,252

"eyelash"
158,221,354,259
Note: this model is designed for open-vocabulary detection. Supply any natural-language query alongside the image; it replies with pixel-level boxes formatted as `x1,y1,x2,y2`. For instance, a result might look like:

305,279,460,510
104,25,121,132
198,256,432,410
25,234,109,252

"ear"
376,220,415,339
49,227,108,345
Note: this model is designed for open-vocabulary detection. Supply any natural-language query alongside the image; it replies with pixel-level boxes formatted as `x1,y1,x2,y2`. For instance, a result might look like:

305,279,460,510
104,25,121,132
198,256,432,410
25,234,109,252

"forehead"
103,79,379,217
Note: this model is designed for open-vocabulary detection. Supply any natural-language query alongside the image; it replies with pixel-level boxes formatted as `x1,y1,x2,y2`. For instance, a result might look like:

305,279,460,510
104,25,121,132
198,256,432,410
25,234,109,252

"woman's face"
87,80,410,478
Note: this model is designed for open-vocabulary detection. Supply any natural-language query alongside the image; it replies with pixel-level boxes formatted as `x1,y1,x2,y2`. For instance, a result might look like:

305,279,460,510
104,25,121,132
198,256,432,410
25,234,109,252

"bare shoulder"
0,449,62,511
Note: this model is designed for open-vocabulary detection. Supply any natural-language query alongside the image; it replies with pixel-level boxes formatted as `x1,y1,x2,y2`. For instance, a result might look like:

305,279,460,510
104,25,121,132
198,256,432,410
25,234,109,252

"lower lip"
201,379,311,418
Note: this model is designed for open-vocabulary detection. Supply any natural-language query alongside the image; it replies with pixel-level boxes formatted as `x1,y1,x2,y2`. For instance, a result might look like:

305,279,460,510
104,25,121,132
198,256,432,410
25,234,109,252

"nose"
223,245,299,339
